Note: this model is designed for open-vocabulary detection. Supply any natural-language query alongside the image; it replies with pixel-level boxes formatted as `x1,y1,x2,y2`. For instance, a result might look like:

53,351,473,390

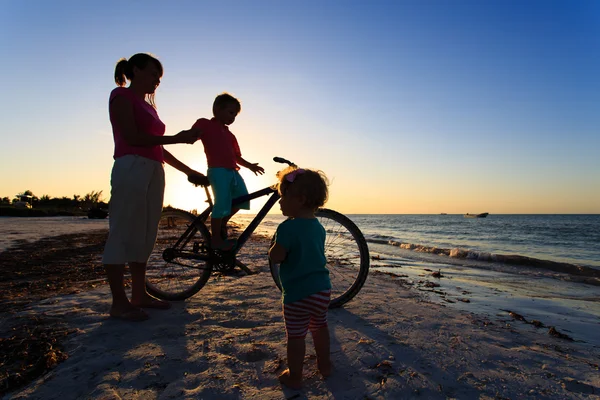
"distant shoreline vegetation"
0,190,108,218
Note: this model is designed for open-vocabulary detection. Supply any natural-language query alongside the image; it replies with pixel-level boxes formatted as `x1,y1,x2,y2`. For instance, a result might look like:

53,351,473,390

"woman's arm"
163,150,209,186
163,149,193,174
110,96,199,146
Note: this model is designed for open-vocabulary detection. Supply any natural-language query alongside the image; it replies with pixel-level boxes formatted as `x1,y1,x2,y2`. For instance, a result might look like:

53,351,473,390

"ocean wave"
364,234,396,241
371,239,600,279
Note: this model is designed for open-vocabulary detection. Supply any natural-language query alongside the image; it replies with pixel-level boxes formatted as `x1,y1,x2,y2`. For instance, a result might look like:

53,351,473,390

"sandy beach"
1,228,599,399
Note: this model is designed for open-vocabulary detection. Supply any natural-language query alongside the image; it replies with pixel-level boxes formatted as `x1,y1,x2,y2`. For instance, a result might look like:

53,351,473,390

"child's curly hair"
276,166,329,210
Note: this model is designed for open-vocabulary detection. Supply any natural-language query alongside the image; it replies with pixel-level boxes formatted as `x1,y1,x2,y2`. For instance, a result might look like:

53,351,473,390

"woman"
103,53,208,321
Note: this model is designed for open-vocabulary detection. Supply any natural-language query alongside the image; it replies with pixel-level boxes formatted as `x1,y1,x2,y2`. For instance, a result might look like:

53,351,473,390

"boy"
192,93,264,250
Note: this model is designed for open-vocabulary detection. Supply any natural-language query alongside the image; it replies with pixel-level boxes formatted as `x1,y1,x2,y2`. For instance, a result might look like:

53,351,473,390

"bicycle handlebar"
190,157,296,188
273,156,297,167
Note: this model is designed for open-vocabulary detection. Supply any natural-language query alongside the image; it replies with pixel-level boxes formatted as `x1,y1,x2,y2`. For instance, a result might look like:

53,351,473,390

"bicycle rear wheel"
269,208,370,308
146,209,213,300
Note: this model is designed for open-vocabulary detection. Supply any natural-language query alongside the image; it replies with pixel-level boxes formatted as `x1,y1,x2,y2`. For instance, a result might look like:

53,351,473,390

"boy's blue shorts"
207,167,250,218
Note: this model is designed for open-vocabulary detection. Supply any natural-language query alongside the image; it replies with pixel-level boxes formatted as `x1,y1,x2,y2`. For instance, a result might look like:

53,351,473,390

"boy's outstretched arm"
236,156,265,175
269,242,287,264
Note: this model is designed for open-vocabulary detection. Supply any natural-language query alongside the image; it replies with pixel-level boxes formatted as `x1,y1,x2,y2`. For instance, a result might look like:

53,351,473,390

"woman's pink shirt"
109,87,165,162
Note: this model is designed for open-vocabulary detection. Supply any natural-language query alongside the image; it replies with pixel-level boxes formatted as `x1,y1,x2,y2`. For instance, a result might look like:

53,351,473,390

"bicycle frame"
174,185,281,256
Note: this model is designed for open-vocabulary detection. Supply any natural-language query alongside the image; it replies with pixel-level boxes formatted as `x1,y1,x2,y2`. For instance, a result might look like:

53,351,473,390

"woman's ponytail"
114,58,129,87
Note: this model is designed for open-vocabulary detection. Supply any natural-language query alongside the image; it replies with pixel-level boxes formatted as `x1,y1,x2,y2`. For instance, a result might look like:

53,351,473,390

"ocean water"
235,213,600,347
350,214,600,269
237,213,600,269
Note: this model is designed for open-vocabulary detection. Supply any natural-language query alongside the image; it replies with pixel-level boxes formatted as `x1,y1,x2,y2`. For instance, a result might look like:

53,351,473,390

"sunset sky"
1,0,599,214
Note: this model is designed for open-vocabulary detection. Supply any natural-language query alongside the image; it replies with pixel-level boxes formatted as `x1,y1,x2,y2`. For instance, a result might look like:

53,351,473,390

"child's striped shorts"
283,290,331,339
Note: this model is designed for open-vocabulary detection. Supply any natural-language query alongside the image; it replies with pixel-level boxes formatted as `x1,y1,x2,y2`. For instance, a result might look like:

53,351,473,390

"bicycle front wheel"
146,209,213,301
269,209,370,308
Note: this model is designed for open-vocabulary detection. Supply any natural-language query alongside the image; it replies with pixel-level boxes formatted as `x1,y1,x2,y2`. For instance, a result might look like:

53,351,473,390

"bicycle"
145,157,370,308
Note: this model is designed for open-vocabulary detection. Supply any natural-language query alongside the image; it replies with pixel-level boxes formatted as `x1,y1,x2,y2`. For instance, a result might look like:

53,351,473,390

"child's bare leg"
220,208,239,239
312,326,332,377
211,217,227,248
279,337,305,389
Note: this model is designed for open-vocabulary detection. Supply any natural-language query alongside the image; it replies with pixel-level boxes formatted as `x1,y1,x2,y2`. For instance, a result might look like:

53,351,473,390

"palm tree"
83,190,104,208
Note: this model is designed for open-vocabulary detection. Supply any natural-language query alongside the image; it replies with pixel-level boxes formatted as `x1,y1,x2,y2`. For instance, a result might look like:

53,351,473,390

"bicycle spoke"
320,219,361,291
146,210,213,300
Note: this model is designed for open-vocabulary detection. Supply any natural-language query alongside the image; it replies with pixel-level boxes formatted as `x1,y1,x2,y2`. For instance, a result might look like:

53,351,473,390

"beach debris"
501,311,551,330
0,232,108,310
417,287,446,295
548,326,574,341
560,377,597,394
500,310,527,322
432,270,442,278
0,315,72,396
358,337,374,345
469,317,494,327
423,281,440,288
262,357,283,373
242,344,271,362
509,311,526,322
458,298,470,303
457,371,475,382
370,360,396,386
372,360,394,372
531,320,545,328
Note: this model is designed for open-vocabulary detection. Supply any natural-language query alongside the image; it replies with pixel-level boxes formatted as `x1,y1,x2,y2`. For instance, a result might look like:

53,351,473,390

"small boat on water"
464,212,489,218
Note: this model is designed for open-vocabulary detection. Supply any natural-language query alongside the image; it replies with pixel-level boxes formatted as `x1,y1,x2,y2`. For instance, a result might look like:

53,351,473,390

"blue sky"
1,0,599,213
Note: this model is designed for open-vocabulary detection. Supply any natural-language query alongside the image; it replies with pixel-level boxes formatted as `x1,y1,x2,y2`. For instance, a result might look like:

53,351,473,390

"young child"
268,166,332,389
192,93,264,250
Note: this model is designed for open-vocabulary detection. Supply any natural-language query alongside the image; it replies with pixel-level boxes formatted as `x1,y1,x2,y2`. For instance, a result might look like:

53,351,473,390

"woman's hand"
187,171,210,187
175,128,201,144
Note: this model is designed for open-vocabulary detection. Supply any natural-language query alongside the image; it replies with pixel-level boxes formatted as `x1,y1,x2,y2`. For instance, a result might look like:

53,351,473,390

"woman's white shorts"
102,155,165,265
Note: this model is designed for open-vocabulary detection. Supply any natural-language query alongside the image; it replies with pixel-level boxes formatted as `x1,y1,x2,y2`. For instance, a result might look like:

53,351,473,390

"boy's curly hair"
276,166,329,210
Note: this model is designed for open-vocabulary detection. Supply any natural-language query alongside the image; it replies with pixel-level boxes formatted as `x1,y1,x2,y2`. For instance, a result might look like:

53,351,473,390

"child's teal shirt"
275,218,331,304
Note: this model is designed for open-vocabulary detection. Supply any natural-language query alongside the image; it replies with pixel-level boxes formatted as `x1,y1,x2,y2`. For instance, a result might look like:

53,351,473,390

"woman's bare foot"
278,369,302,390
131,294,172,310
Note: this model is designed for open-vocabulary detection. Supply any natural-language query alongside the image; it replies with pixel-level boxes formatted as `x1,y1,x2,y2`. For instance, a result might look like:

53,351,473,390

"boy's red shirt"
192,118,241,170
